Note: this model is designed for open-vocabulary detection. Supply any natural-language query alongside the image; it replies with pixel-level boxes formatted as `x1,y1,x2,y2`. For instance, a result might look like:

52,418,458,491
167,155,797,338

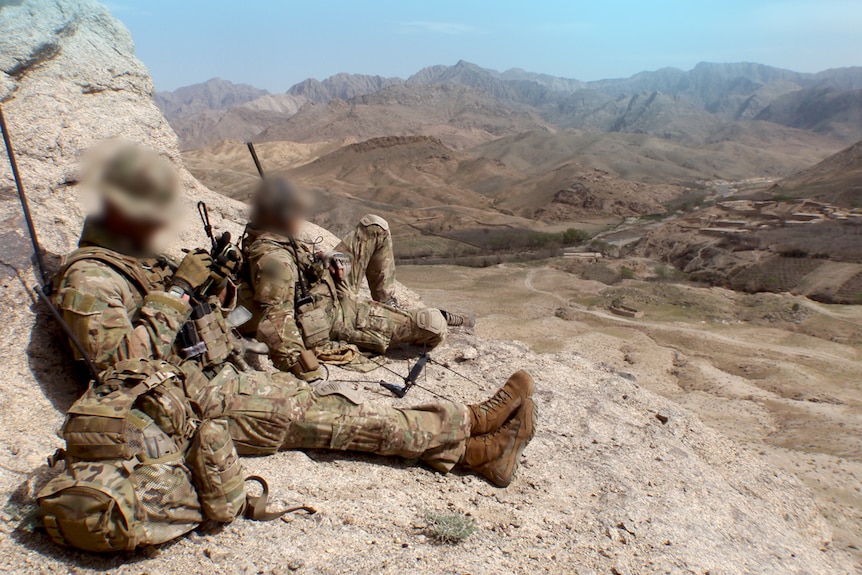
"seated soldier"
239,177,472,380
51,143,537,492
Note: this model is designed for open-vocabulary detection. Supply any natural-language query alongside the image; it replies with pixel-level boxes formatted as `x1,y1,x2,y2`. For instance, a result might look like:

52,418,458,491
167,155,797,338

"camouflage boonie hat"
95,143,180,224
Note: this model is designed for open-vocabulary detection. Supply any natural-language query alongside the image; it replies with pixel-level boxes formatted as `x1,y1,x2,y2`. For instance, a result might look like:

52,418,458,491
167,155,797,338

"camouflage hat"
250,176,312,229
94,144,180,224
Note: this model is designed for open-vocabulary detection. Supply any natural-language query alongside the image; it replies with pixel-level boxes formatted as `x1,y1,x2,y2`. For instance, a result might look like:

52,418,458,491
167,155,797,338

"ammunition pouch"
296,305,331,349
176,296,238,369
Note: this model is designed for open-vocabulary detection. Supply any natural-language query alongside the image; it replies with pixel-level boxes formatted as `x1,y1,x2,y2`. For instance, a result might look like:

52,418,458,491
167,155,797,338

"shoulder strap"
59,247,154,295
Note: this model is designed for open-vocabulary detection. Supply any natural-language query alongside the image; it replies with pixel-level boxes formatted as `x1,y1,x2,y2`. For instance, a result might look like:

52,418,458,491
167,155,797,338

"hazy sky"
107,0,862,92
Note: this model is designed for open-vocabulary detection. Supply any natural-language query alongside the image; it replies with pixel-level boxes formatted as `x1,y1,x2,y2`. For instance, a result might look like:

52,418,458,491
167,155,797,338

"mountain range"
164,60,861,252
157,61,862,150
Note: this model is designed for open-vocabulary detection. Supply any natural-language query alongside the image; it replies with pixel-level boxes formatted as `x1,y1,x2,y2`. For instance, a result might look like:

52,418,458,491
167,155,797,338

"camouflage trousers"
336,214,398,303
331,216,446,353
198,365,469,472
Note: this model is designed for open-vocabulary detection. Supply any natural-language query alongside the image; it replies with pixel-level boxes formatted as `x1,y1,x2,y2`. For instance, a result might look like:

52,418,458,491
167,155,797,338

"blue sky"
107,0,862,92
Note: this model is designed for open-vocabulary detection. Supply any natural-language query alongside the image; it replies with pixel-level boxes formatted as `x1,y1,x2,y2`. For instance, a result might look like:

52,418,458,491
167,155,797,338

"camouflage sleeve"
55,260,192,370
247,243,306,372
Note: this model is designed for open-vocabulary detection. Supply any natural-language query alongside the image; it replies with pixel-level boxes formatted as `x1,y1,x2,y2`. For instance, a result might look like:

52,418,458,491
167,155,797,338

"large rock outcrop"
0,1,856,574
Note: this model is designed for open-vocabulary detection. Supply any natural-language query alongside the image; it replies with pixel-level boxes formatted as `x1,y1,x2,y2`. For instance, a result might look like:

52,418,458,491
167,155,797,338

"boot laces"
478,389,513,415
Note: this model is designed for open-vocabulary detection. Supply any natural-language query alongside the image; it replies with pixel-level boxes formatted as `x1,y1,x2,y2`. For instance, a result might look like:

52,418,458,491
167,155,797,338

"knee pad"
416,308,446,336
360,214,390,232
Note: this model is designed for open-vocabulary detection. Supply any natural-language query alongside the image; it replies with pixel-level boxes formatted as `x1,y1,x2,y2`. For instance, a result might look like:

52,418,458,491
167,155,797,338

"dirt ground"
399,262,862,563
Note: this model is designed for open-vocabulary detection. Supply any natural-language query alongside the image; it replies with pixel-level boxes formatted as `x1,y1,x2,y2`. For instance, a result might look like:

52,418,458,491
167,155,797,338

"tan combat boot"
464,396,537,487
468,370,534,436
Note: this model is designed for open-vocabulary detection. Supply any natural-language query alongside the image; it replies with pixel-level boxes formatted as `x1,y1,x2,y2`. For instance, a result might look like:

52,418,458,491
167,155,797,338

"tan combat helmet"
249,176,312,231
90,142,180,224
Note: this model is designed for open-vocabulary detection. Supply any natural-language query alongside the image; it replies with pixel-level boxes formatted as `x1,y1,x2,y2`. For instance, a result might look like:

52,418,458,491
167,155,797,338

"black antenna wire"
0,105,47,285
0,105,102,384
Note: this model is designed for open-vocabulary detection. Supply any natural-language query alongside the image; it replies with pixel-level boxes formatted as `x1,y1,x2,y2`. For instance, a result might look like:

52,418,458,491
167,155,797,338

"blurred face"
102,201,166,252
283,215,304,237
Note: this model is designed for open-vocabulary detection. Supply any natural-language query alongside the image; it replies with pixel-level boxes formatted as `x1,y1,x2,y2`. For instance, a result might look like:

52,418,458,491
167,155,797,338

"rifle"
0,105,102,383
379,353,429,398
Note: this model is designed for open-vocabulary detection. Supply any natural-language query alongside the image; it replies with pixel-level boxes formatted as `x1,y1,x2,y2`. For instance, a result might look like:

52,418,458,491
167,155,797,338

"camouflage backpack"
37,359,246,552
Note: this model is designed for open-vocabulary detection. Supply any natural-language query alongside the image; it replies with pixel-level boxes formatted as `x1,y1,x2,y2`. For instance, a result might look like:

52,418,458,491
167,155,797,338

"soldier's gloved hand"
210,235,242,283
172,249,213,294
320,251,351,282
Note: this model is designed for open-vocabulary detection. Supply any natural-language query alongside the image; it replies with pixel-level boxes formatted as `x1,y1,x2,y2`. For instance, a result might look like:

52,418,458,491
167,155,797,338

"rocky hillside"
0,2,858,574
755,87,862,143
256,83,551,150
287,72,403,103
168,95,308,150
184,125,841,256
774,140,862,207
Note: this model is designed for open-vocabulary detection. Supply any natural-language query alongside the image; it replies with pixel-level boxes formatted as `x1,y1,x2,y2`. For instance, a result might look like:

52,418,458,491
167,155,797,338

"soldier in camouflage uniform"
53,143,537,490
240,177,472,380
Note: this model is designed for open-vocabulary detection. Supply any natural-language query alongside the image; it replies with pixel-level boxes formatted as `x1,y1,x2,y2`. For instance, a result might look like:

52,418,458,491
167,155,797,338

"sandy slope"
400,262,862,565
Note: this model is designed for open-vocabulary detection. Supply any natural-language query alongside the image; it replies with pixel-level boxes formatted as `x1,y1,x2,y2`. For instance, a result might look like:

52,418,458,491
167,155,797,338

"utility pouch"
186,419,246,523
62,365,180,460
296,305,331,348
180,298,234,368
290,349,322,381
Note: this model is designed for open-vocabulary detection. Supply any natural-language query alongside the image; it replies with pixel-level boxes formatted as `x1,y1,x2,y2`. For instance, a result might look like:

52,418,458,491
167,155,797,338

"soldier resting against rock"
239,176,473,380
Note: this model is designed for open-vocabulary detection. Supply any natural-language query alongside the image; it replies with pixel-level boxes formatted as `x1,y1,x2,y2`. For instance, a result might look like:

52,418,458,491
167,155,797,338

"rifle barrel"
246,142,265,178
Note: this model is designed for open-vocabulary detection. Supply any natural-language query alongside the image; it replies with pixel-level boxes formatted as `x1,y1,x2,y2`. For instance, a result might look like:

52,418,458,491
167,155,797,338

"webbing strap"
243,476,316,522
42,515,68,546
60,248,153,296
127,370,174,397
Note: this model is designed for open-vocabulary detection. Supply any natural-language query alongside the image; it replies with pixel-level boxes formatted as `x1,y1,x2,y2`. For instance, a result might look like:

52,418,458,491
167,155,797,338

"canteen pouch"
186,418,246,522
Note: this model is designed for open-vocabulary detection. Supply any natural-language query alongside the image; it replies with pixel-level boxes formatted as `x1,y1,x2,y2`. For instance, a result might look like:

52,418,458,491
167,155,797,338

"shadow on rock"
13,247,88,412
26,287,87,414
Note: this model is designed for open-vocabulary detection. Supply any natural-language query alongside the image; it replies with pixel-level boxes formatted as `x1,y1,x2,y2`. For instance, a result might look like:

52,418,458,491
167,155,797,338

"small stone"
459,347,479,361
204,547,228,561
655,413,669,424
287,559,304,571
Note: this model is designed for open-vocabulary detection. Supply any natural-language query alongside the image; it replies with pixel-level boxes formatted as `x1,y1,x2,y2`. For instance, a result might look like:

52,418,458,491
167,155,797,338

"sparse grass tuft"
620,266,636,280
423,511,477,544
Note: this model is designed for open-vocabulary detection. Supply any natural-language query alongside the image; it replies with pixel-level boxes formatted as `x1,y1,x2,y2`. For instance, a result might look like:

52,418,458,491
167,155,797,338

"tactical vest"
240,233,338,349
291,244,338,348
54,246,238,371
37,359,246,552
